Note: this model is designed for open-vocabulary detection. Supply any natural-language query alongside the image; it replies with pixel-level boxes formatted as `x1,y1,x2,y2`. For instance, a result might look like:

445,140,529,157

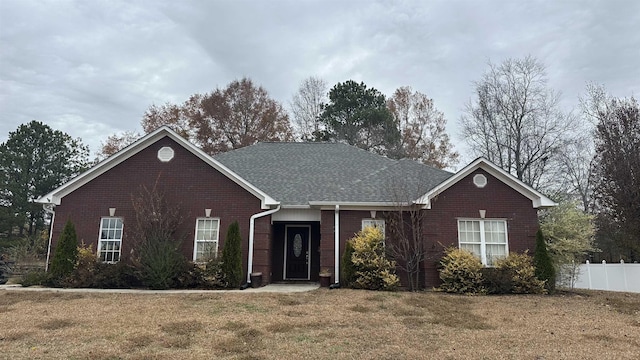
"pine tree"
221,221,243,288
50,220,79,279
533,229,555,293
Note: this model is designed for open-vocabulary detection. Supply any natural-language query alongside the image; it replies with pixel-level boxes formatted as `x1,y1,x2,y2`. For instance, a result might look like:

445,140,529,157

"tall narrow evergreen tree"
533,229,555,293
341,240,356,288
49,220,79,279
221,221,243,288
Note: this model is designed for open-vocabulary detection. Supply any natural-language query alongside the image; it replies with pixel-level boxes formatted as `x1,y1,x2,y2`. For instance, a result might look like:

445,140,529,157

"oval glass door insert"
293,234,302,257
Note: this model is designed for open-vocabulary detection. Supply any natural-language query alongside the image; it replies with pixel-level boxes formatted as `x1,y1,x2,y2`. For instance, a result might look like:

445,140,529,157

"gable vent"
473,174,487,188
157,147,175,162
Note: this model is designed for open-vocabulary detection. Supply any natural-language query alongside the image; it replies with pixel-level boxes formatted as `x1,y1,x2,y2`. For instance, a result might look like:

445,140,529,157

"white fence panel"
573,261,640,293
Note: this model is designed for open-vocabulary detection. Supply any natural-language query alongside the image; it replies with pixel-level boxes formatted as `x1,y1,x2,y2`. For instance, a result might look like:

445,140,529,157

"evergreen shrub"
533,229,556,293
49,220,78,280
221,221,243,288
341,240,356,287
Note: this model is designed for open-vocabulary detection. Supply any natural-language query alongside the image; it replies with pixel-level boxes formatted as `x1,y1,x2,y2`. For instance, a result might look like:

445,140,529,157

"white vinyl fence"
573,260,640,293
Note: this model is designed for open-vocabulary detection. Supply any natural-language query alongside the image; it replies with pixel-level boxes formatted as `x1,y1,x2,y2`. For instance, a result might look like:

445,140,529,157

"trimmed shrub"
438,247,485,294
63,243,139,289
348,226,399,291
91,261,139,289
341,240,356,287
494,252,546,294
221,221,243,288
533,229,556,293
481,267,513,294
0,256,10,284
61,243,97,288
21,269,51,287
49,220,78,279
174,262,207,289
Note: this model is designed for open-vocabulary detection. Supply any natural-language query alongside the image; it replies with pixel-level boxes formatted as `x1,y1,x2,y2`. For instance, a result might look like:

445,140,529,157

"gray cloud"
1,0,638,160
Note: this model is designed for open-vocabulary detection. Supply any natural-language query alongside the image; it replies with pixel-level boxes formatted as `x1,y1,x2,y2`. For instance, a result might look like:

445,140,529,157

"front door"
284,226,310,280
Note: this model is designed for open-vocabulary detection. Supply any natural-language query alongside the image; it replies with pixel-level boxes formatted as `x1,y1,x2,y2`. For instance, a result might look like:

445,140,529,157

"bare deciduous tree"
555,134,596,213
290,76,328,141
387,86,458,169
385,178,432,292
460,56,573,189
386,205,425,292
592,95,640,260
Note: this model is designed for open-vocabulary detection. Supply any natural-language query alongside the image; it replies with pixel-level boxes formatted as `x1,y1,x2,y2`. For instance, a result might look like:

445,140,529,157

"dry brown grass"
0,288,639,359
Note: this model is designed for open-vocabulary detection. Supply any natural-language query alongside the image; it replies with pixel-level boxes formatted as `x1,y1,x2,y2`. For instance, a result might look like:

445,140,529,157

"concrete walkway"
0,283,320,294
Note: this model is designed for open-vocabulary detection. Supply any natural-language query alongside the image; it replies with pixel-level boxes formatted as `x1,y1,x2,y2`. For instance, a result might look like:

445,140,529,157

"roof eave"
36,126,279,209
416,157,557,210
308,201,412,210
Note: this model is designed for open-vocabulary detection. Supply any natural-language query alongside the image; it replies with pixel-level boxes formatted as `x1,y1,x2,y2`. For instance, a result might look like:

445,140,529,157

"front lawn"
0,288,638,359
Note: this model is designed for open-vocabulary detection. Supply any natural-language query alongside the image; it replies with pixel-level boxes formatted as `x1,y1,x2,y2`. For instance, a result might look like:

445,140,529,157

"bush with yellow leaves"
347,226,399,291
493,252,545,294
438,247,485,294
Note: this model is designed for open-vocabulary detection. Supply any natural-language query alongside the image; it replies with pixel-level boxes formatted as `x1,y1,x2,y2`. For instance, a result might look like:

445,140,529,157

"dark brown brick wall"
319,210,335,280
317,171,539,289
422,169,539,287
51,139,540,289
318,209,377,283
50,136,264,281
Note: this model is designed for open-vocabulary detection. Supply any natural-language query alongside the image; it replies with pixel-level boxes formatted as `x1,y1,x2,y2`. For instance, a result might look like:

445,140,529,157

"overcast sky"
1,0,638,163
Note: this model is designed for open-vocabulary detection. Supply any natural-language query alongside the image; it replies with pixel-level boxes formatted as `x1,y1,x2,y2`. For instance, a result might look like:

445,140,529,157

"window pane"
485,220,507,244
459,220,481,244
460,244,481,258
194,219,219,261
486,244,507,266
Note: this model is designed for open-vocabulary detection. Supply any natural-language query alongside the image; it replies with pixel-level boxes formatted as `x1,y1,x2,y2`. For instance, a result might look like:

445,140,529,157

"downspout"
334,204,340,283
247,205,281,283
43,203,55,272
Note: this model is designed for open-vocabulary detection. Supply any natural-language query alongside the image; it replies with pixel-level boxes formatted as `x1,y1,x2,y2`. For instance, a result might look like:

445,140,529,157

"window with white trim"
458,219,508,266
98,217,123,263
193,218,220,262
362,219,385,238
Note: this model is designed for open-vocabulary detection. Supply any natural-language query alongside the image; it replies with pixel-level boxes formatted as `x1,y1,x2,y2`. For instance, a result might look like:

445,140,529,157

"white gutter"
334,204,340,284
42,204,55,272
247,205,281,283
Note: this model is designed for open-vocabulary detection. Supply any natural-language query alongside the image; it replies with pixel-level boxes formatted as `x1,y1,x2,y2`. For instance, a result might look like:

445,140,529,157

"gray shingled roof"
213,142,453,205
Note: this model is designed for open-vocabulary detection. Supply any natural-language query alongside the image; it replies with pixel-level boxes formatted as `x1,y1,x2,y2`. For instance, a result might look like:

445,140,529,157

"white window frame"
457,219,509,266
362,219,386,238
193,218,220,262
98,217,124,263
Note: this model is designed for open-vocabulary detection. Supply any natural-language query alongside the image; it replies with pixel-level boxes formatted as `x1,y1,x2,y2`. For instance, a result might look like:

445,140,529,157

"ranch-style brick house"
37,126,556,287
